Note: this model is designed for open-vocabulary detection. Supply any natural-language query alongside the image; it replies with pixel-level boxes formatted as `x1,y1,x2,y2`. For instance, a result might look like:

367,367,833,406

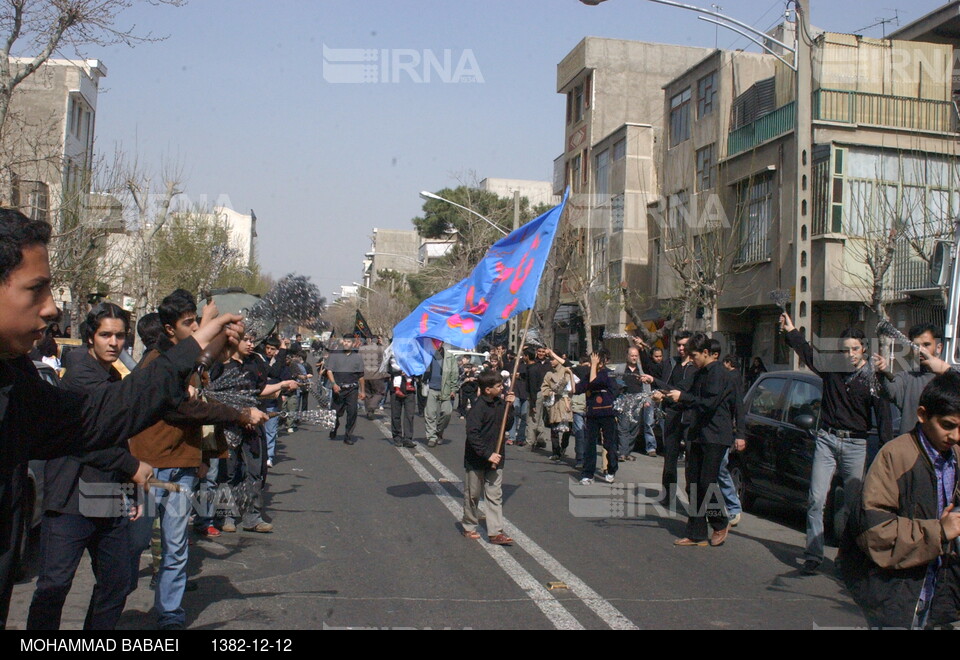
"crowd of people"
5,197,960,629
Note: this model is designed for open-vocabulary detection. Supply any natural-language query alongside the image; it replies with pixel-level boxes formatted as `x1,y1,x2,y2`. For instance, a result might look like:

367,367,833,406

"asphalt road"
8,404,867,630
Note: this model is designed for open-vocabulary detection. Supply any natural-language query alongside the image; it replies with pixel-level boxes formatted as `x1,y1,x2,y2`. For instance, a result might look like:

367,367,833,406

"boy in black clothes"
462,370,515,546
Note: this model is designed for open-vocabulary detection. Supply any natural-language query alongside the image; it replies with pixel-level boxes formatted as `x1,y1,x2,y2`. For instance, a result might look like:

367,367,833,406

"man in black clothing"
781,312,893,575
643,331,696,504
525,347,551,450
668,335,738,547
0,209,242,628
462,370,515,545
28,303,138,630
325,337,366,444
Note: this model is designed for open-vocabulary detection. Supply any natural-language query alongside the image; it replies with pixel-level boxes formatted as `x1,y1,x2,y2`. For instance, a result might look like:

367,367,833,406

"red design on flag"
419,313,429,333
501,298,519,319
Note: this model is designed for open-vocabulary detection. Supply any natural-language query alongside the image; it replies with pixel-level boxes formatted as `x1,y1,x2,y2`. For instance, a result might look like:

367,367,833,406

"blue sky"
86,0,947,297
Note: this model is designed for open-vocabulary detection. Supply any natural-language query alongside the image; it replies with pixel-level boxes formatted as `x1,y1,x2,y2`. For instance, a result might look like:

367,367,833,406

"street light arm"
419,190,508,236
697,17,797,71
581,0,794,54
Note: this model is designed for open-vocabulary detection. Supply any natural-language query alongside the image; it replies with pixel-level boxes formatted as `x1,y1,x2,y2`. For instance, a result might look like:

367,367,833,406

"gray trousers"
526,398,549,446
462,467,505,537
424,389,453,444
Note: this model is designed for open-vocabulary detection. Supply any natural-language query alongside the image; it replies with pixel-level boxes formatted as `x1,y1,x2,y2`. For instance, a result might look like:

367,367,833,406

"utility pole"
793,0,813,370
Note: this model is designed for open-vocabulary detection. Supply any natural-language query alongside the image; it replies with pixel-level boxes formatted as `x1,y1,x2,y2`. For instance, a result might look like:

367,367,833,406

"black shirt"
785,329,892,442
464,395,514,471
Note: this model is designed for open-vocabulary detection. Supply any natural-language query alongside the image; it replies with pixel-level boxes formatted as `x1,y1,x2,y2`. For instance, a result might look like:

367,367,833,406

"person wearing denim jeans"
152,467,197,630
805,430,867,565
717,449,742,522
782,312,892,574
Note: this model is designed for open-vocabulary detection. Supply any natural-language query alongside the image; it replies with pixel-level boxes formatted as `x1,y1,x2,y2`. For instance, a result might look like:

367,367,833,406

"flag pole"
494,309,534,458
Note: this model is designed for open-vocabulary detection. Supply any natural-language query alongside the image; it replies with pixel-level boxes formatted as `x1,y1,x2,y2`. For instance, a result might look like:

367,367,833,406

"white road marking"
377,419,639,630
395,445,584,630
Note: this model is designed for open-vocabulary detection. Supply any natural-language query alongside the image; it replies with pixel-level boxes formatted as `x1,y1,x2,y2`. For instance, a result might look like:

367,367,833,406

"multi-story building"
479,178,557,209
650,12,960,370
3,58,106,220
362,228,422,288
552,37,714,355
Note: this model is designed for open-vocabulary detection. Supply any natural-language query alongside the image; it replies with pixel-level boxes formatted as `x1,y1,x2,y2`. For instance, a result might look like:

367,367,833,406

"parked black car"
728,370,890,544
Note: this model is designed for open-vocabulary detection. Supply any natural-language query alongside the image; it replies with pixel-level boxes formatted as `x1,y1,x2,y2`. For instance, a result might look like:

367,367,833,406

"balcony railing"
813,89,958,133
727,102,796,157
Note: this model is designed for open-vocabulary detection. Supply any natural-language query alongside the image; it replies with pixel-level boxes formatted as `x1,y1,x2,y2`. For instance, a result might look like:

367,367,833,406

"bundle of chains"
613,392,656,425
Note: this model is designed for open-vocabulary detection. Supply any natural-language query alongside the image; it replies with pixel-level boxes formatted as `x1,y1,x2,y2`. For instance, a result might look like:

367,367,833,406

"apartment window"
735,173,774,265
566,91,573,125
581,149,589,185
584,73,592,110
697,71,717,119
613,138,626,161
666,189,689,248
611,193,625,232
571,154,582,193
19,181,49,223
669,88,691,146
592,234,607,282
595,149,610,197
574,84,585,123
696,144,716,191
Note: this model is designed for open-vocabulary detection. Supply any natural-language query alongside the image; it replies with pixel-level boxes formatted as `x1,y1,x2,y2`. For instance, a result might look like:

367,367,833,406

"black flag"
353,310,374,339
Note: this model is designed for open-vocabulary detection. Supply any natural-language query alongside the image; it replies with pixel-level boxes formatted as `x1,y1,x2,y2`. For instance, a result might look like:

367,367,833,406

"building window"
595,149,610,198
566,91,573,125
613,138,626,161
581,149,589,185
592,234,607,282
574,84,585,123
670,88,691,147
697,71,717,119
584,73,592,110
611,194,625,232
735,173,774,265
696,144,716,191
666,189,689,248
19,181,49,223
571,154,582,193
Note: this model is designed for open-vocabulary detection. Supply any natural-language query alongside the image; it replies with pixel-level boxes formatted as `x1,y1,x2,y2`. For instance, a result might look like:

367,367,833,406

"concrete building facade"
552,37,714,355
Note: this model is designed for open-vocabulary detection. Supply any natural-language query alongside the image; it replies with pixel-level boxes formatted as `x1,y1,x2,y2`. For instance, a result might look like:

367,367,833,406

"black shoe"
159,622,185,631
393,440,403,448
329,430,337,439
344,436,356,445
402,440,417,448
800,559,821,575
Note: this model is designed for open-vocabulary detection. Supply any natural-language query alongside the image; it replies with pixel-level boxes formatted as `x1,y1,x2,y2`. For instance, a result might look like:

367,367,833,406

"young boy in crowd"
842,371,960,629
462,370,515,546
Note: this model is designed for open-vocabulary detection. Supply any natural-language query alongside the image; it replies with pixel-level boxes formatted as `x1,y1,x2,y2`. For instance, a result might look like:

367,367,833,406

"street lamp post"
419,190,508,236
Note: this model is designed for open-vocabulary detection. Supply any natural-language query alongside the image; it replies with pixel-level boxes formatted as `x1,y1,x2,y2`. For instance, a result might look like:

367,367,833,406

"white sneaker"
579,478,593,486
729,513,741,527
267,459,274,468
604,473,615,484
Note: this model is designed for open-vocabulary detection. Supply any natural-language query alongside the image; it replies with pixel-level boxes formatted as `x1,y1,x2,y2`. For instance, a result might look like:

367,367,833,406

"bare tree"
0,0,185,136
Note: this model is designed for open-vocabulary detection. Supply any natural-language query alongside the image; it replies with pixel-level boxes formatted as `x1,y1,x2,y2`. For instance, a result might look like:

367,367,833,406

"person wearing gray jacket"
873,323,956,436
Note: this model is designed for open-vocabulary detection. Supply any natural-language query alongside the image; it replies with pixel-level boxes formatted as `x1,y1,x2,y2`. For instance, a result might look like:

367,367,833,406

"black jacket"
43,351,139,516
0,338,201,628
464,395,514,471
677,361,738,446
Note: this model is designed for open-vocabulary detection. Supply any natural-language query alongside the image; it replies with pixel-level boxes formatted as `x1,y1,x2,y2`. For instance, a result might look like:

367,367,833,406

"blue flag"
392,189,569,375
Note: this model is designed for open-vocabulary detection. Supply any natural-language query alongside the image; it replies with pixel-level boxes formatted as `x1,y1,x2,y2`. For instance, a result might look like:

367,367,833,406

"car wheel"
729,458,755,512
